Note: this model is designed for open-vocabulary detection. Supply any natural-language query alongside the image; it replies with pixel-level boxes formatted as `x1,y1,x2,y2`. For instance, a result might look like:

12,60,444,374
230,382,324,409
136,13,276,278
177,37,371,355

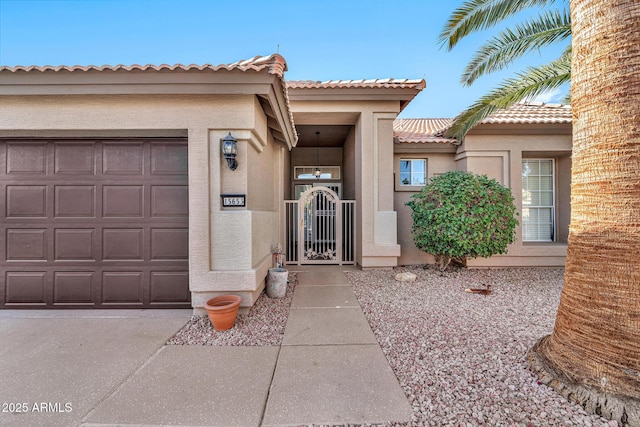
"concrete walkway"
0,267,412,427
262,266,412,425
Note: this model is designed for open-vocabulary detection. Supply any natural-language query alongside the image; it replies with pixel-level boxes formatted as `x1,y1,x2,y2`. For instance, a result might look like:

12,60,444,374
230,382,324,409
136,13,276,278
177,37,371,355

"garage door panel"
151,186,188,217
6,229,47,260
53,272,94,304
103,229,144,260
150,271,189,303
5,272,47,304
102,271,143,304
7,143,46,174
6,185,47,217
151,144,188,174
55,185,96,217
103,185,143,217
102,143,143,175
54,143,95,175
1,139,189,309
54,229,95,260
151,228,188,260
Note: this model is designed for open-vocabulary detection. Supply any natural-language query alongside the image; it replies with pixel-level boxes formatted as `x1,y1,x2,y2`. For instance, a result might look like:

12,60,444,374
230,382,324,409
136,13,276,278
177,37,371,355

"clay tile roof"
481,101,572,124
0,54,289,77
394,118,457,144
394,103,572,144
0,54,296,147
286,78,425,90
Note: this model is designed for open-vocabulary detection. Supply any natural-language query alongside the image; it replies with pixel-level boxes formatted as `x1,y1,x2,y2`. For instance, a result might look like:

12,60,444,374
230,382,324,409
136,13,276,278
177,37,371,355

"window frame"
293,166,341,181
399,158,427,187
522,158,556,242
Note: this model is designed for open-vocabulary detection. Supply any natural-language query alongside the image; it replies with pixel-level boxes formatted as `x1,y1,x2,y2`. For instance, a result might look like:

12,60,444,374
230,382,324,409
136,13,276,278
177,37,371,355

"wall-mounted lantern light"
221,132,238,171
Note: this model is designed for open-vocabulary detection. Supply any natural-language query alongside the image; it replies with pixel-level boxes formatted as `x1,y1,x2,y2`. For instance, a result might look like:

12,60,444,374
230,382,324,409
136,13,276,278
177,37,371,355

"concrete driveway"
0,309,191,427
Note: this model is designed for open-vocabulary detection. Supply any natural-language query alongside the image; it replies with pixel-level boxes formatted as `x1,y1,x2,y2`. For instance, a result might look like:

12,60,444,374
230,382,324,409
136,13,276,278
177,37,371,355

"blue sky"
0,0,568,118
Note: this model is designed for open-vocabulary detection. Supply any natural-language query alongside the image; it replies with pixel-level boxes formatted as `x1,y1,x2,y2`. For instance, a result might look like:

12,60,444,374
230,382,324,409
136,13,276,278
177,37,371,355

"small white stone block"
395,272,417,282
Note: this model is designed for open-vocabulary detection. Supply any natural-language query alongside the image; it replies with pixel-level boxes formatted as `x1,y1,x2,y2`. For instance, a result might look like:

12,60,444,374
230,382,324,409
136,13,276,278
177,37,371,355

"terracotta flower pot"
204,295,241,331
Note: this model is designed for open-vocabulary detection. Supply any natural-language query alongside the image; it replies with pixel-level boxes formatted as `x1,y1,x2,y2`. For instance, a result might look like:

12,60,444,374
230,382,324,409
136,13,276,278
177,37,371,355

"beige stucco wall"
282,146,292,200
291,147,343,167
361,111,401,267
393,128,572,268
0,94,253,130
0,93,287,311
342,126,357,200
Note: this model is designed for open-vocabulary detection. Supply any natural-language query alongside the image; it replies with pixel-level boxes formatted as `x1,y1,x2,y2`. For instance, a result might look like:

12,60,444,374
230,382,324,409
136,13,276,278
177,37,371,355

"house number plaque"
221,194,246,207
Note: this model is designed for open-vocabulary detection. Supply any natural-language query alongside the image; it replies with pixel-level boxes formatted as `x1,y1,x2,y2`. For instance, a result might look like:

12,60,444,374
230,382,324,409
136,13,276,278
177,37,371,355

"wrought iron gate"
285,186,355,265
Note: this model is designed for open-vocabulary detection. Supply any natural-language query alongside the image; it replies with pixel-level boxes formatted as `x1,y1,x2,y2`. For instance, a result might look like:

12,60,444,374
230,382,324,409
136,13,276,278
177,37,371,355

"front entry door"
298,186,341,264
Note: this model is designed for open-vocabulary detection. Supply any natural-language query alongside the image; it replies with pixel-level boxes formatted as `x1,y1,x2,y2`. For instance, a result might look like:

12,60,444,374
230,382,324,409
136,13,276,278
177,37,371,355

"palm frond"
445,53,571,140
462,8,570,85
439,0,557,50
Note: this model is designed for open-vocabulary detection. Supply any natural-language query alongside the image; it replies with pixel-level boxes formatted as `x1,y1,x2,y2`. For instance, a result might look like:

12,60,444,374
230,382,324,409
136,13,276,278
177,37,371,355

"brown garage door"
0,138,190,308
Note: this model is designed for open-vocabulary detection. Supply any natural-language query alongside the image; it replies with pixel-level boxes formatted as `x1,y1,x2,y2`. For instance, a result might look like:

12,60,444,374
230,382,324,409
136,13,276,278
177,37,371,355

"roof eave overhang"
395,139,460,145
258,80,297,150
0,68,275,95
467,121,572,136
0,64,298,148
287,86,424,112
393,139,459,153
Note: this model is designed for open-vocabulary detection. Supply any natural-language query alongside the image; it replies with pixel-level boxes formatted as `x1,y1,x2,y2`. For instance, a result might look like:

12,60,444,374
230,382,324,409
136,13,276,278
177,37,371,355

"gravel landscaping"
167,266,618,426
167,272,297,346
346,266,615,427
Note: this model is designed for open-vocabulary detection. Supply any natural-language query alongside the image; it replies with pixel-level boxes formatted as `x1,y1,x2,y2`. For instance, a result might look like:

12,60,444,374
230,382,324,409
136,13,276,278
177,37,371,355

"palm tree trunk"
528,0,640,425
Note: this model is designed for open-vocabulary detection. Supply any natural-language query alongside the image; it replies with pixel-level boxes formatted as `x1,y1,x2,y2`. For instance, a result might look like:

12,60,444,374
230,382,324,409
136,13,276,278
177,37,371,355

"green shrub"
406,171,518,270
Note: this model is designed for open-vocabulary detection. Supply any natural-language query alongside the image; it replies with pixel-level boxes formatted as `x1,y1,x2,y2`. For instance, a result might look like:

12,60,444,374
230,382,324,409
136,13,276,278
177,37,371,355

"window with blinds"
522,159,555,241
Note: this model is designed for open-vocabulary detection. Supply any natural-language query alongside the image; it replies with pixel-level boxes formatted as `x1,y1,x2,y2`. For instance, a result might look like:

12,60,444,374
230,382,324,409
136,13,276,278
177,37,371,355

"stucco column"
212,130,252,271
190,130,262,312
359,112,401,267
188,127,212,282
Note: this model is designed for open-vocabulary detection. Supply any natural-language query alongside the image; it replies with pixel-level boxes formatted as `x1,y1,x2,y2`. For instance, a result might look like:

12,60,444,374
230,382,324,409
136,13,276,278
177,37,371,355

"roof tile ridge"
227,54,287,77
